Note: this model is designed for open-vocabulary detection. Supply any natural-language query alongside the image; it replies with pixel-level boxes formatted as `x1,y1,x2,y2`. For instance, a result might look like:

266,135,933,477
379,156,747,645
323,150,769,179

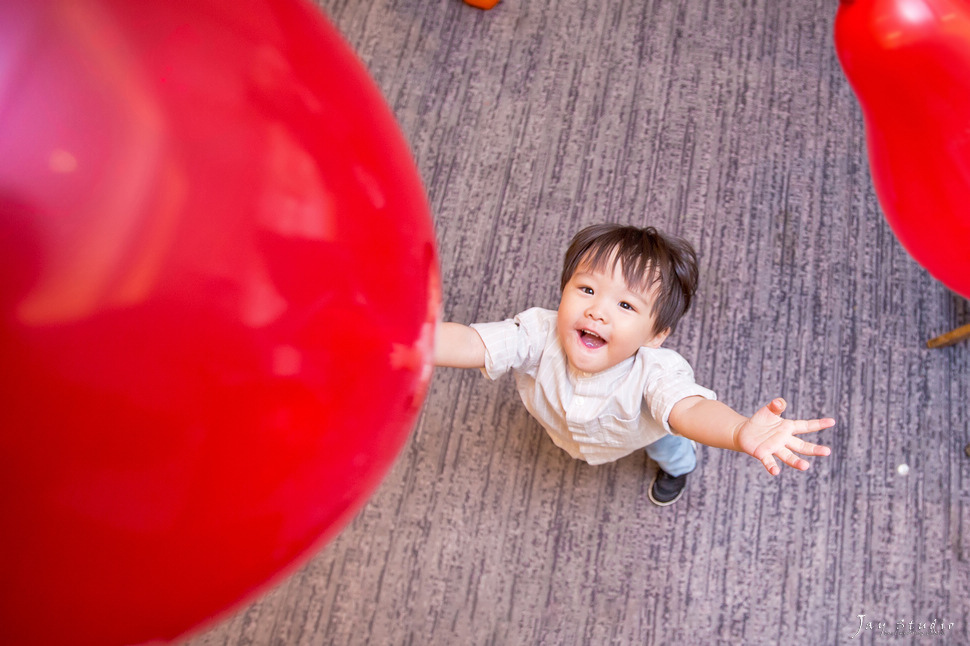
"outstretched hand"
733,398,834,476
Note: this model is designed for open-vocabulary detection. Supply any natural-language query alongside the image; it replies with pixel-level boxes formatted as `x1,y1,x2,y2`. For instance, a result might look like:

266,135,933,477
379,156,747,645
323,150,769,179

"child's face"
556,261,669,374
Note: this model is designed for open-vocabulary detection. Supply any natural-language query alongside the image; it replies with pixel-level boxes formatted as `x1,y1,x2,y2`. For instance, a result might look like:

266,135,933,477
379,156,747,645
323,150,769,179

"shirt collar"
566,353,637,385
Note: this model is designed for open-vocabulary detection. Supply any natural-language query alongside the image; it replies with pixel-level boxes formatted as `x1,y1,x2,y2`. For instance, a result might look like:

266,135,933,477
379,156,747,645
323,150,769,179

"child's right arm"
434,322,487,369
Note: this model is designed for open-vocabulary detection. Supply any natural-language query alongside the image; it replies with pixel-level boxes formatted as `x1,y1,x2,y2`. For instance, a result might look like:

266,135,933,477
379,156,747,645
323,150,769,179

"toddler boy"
435,224,834,505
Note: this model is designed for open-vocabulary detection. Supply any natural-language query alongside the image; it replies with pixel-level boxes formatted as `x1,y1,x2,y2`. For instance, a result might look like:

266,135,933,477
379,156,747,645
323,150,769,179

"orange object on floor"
464,0,500,9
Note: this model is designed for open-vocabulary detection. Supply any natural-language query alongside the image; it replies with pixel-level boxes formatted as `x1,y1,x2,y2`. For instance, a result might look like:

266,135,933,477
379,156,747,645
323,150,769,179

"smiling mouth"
579,329,606,349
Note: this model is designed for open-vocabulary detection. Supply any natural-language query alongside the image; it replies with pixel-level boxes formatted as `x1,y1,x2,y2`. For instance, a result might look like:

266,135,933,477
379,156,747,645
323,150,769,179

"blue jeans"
645,434,696,477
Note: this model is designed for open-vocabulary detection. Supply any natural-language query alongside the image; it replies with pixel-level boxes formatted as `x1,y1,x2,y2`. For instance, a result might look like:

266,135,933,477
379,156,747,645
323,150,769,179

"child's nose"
585,302,607,322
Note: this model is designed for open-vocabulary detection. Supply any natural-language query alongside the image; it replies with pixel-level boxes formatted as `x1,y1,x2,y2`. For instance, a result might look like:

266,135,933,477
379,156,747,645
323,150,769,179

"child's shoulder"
633,345,695,372
512,306,557,329
517,306,556,318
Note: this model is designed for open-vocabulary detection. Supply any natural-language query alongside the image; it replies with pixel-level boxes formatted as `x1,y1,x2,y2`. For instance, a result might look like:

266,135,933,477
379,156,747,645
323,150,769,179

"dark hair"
560,223,699,335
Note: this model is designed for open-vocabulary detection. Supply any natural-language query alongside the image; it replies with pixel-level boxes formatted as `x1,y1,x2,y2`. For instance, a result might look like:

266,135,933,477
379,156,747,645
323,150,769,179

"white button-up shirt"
471,308,716,465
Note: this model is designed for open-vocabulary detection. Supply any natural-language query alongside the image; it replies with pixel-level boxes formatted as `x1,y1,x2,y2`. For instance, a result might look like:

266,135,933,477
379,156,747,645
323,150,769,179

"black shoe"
648,469,688,506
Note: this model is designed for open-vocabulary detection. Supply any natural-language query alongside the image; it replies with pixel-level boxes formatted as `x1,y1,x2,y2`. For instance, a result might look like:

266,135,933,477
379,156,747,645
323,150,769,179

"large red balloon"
0,1,439,644
835,0,970,299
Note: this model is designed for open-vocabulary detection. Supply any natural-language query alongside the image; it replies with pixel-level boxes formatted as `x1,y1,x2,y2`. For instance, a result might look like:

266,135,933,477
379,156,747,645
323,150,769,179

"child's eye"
580,286,594,295
619,301,636,311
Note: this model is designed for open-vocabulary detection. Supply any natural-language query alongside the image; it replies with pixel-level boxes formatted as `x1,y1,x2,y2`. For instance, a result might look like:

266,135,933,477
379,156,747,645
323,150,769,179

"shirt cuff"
469,319,518,380
659,385,717,435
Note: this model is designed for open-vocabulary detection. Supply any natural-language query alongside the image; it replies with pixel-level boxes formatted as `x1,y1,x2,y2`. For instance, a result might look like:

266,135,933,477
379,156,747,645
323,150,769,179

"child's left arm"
668,396,834,476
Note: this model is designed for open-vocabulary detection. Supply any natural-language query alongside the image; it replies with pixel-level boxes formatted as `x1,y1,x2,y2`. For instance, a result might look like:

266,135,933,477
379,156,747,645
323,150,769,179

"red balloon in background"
0,1,439,644
835,0,970,299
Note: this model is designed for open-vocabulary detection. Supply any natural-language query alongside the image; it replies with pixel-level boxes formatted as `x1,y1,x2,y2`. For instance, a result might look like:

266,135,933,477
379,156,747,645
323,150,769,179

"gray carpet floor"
188,0,970,643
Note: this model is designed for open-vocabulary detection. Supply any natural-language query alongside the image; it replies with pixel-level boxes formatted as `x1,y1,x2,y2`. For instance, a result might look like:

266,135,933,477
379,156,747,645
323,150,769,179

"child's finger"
791,417,836,434
761,454,780,476
766,398,787,416
776,448,810,471
789,436,832,457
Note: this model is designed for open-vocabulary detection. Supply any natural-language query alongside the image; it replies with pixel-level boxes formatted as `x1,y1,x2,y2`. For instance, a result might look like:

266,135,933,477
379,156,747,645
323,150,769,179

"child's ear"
644,327,670,349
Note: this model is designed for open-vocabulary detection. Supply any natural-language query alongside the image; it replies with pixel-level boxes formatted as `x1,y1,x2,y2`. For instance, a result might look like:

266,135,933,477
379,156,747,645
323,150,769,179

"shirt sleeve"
469,307,552,380
642,350,717,435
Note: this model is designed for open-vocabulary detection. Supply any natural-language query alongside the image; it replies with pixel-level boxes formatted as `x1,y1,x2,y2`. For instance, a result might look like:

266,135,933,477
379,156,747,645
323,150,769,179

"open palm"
734,398,835,476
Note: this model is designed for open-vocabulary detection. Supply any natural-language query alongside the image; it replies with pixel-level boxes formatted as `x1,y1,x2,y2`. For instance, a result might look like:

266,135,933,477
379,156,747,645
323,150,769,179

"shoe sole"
648,472,686,507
